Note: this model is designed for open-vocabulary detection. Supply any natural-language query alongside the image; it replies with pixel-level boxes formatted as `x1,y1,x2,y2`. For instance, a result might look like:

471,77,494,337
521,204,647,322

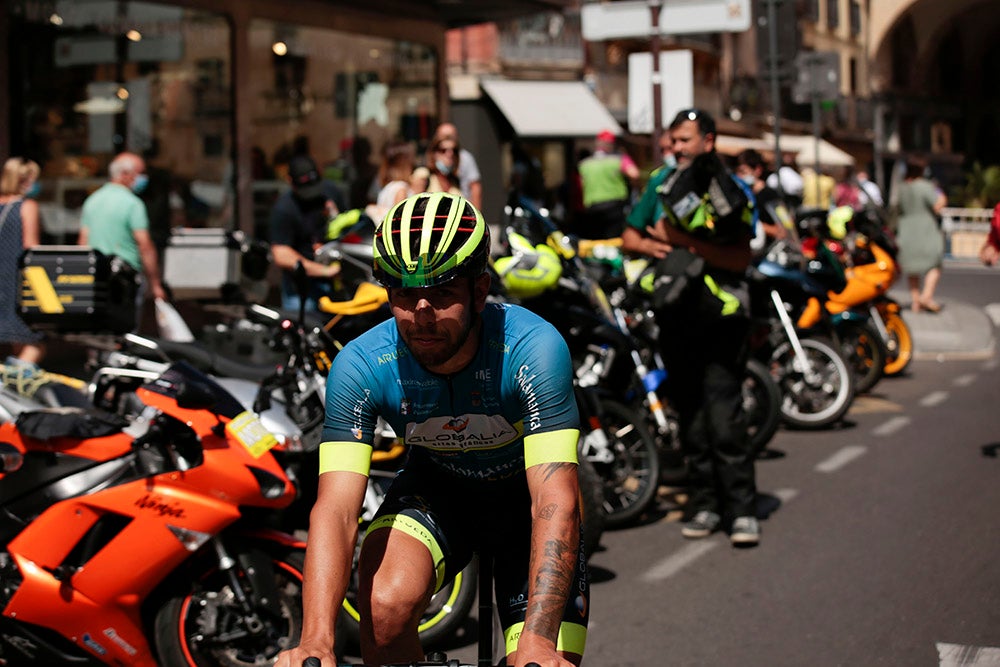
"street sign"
581,0,752,41
627,50,694,134
792,51,841,104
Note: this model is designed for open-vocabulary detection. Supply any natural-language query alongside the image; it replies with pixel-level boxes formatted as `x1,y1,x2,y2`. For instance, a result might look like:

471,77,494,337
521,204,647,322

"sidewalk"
889,283,996,361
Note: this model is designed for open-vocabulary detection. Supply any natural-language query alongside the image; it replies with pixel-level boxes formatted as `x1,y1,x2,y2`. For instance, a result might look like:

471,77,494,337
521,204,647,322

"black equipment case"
18,246,138,334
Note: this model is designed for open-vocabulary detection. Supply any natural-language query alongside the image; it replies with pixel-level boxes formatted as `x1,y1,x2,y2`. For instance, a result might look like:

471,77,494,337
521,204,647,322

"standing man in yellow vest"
576,130,639,239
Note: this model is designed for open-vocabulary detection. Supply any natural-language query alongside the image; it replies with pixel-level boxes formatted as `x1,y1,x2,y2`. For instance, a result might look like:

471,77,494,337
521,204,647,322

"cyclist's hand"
273,643,335,667
513,634,576,667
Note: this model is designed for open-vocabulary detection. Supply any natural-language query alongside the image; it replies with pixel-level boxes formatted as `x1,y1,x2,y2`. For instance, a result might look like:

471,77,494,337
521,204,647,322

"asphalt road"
431,265,1000,667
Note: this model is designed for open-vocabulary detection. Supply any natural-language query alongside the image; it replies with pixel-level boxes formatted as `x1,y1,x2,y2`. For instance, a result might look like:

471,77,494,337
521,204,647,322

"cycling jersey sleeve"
319,340,380,476
506,314,580,468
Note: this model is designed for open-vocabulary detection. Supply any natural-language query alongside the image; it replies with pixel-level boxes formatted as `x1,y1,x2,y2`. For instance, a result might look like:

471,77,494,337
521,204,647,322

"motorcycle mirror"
176,381,218,411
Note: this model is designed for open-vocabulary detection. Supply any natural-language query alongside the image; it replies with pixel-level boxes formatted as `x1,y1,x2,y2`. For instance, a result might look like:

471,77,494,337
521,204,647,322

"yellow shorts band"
503,621,588,656
523,429,580,469
367,513,447,591
319,441,373,476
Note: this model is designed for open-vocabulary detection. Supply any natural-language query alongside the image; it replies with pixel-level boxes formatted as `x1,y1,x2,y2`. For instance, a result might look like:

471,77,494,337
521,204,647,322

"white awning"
763,133,856,167
480,79,623,139
714,134,772,157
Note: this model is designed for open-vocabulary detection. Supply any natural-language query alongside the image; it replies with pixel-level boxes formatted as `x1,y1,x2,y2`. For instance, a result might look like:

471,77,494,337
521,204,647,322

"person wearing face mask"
79,152,167,324
735,149,792,256
412,136,463,197
0,157,45,365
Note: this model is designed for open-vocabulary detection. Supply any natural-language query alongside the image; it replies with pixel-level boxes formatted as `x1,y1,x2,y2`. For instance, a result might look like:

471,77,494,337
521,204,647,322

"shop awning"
480,79,623,139
763,133,856,167
714,134,772,157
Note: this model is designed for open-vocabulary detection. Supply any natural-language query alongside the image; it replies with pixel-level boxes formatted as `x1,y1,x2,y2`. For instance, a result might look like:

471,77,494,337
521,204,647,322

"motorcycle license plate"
227,411,279,458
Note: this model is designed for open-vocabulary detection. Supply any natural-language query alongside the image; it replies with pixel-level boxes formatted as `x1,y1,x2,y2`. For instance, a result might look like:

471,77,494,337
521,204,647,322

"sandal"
920,300,943,313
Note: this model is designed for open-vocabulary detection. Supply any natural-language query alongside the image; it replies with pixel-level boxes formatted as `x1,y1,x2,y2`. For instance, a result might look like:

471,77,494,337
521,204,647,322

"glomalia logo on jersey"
407,415,519,451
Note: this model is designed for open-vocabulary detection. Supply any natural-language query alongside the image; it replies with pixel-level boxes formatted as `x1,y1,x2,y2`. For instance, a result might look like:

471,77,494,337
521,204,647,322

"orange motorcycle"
796,208,914,390
0,361,305,667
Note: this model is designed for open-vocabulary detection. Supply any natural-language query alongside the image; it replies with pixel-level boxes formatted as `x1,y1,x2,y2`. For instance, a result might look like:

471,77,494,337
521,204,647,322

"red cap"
596,129,616,144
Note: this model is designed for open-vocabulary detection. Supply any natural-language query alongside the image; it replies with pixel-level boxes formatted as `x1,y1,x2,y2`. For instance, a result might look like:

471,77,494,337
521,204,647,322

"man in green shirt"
79,152,167,309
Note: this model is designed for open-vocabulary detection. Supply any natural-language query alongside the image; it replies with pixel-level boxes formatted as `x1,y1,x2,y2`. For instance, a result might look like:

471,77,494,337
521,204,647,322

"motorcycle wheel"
577,454,607,559
582,399,660,529
770,336,855,430
154,549,305,667
338,542,479,650
835,319,887,395
880,309,914,377
744,358,782,457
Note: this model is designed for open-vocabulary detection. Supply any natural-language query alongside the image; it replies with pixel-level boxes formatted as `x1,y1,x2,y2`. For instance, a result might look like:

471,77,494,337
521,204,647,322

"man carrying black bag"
621,108,761,546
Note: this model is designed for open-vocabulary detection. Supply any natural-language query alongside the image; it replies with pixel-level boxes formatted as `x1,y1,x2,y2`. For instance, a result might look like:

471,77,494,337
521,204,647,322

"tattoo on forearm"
525,537,574,638
538,503,557,520
540,461,573,482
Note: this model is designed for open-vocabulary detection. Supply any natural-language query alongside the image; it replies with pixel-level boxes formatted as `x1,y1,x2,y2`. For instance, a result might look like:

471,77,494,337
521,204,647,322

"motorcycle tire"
835,319,887,395
582,399,660,529
880,309,914,377
338,542,479,651
577,454,607,559
770,335,855,430
154,548,305,667
744,358,782,458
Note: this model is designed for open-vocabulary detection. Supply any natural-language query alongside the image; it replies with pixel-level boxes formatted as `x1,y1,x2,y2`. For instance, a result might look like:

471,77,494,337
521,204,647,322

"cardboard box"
18,246,137,334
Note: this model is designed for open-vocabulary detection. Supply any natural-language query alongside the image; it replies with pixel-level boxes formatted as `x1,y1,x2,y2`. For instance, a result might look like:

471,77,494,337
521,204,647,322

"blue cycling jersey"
321,302,580,481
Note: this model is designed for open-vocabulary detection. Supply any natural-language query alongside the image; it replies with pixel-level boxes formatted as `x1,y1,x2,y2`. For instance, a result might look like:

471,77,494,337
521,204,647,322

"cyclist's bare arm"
621,225,671,259
276,470,368,667
515,461,582,667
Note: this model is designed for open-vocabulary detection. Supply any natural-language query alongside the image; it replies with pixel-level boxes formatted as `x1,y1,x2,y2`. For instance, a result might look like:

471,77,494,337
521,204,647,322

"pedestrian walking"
894,154,947,313
577,130,639,240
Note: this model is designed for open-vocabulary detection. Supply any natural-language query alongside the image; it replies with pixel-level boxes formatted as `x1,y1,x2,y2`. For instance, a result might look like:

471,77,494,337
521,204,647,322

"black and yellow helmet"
373,192,491,288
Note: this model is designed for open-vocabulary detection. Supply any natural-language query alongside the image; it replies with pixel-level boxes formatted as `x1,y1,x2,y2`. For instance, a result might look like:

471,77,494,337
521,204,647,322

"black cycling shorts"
366,455,589,656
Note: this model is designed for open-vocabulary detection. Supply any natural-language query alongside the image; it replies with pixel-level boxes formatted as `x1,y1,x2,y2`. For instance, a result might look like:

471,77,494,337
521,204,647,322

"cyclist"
277,192,588,667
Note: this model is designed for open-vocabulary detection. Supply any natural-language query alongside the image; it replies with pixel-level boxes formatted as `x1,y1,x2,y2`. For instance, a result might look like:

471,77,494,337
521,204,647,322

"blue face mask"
435,160,452,176
131,173,149,194
24,182,41,199
739,174,756,186
663,153,677,170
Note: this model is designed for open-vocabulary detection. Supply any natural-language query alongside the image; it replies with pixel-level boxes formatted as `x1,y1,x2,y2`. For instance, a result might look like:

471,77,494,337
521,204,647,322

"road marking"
642,541,717,581
815,445,867,473
920,391,949,407
984,358,999,372
953,373,976,387
873,416,911,436
849,395,905,414
773,488,798,503
937,642,1000,666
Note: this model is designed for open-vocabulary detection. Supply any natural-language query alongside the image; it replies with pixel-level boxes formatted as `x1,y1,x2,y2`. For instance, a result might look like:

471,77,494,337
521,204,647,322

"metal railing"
940,207,992,260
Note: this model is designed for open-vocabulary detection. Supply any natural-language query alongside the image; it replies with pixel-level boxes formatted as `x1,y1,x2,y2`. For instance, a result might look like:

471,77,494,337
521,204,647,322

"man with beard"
277,192,589,667
269,154,344,310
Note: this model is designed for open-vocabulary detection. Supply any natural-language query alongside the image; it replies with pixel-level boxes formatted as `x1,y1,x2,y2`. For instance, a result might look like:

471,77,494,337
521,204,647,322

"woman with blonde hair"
0,157,45,364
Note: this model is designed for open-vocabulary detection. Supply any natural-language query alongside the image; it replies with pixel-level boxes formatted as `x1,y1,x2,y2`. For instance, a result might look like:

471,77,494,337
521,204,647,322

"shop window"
248,19,439,224
5,1,233,242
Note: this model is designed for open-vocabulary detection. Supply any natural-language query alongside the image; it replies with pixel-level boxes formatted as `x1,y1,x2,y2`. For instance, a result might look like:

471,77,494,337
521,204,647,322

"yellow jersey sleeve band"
319,441,373,476
367,513,448,591
503,621,588,656
523,429,580,469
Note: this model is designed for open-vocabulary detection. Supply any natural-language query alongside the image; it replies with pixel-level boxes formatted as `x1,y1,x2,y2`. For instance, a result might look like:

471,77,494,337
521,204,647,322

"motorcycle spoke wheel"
772,337,854,430
155,550,305,667
586,400,660,528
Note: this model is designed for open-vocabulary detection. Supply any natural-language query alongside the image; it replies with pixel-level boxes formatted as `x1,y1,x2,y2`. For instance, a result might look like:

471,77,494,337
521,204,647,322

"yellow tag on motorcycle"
227,411,278,459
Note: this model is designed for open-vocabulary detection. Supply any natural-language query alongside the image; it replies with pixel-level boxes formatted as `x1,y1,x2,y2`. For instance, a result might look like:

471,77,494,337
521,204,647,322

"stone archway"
869,0,1000,166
